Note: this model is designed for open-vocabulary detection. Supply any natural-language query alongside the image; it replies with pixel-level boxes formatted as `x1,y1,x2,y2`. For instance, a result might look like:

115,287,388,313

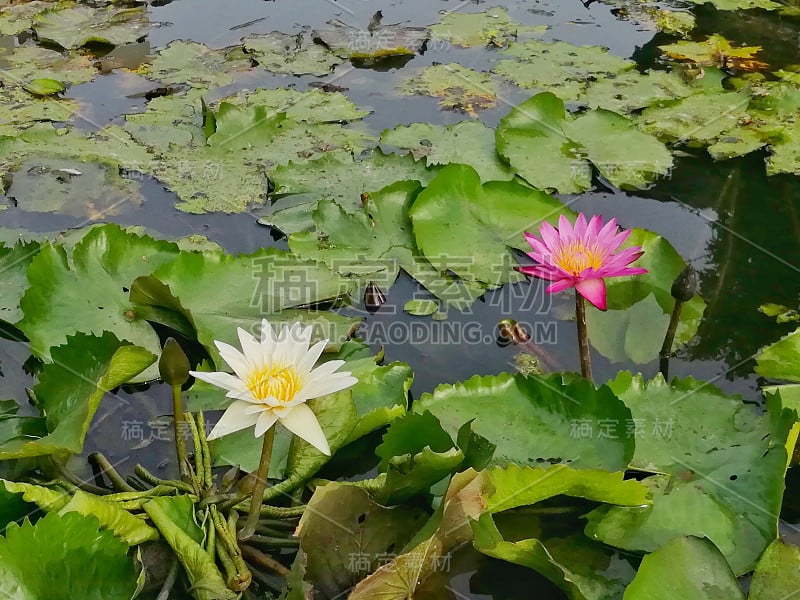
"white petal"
254,410,279,437
207,401,260,440
189,370,247,393
297,375,358,402
214,341,252,379
307,359,347,379
296,339,327,374
238,327,264,366
259,319,277,363
279,404,330,455
290,326,314,365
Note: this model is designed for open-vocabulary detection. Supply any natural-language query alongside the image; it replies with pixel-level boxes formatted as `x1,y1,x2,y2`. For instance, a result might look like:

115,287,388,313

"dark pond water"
3,0,800,597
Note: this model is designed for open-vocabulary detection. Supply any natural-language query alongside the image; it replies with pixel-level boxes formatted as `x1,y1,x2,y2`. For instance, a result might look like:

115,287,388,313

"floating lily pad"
430,6,547,48
6,156,144,219
0,0,55,36
398,63,498,116
243,32,341,76
381,121,515,181
314,17,428,60
493,40,634,100
34,4,149,49
586,373,794,574
413,372,635,471
601,1,696,36
497,92,672,193
682,0,783,11
756,327,800,382
289,180,485,306
0,512,139,600
217,86,370,123
623,536,744,599
265,150,438,234
17,224,178,373
404,299,439,316
139,40,251,88
409,164,570,286
22,78,64,96
0,240,40,326
660,34,766,70
749,539,800,600
578,68,694,114
0,45,96,89
0,88,79,136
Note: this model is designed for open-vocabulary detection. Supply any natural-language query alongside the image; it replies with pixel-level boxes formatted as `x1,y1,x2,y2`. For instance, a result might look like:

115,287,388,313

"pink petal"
539,221,561,251
557,214,574,240
586,214,602,239
546,278,577,294
573,213,588,238
575,278,607,310
518,265,560,280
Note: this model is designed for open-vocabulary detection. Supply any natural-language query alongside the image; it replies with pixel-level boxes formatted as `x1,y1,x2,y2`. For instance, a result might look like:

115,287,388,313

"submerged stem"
239,427,276,541
575,294,593,381
172,384,191,483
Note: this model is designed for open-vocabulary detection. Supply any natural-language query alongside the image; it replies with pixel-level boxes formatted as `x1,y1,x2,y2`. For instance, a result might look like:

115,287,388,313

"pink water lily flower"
519,213,647,310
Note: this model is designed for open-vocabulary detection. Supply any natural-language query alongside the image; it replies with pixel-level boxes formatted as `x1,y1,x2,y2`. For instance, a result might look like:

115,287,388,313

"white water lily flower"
190,319,357,455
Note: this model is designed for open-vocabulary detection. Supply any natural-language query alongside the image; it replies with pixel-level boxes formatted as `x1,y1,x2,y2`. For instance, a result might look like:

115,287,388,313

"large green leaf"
622,536,744,599
497,93,671,193
135,246,356,369
749,538,800,600
755,327,800,382
17,224,178,372
139,40,251,88
289,179,486,307
413,373,635,471
0,333,154,458
351,466,648,599
397,63,498,116
430,7,546,48
585,228,705,364
217,86,370,124
34,4,149,49
586,373,793,574
409,163,570,286
381,121,515,182
295,482,429,598
578,69,694,114
493,40,634,100
0,511,139,600
0,240,39,326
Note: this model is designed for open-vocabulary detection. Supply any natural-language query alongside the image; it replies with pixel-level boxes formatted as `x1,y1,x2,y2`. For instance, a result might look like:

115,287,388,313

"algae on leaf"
243,32,341,76
398,63,498,116
430,6,547,48
492,39,634,100
381,121,514,182
34,4,149,49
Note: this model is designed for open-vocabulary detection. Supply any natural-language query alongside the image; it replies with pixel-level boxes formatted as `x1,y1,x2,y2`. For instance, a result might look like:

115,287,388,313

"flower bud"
159,337,190,386
671,266,698,303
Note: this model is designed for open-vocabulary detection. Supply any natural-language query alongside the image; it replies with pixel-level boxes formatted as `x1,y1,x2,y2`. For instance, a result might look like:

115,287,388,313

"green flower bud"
159,337,190,386
671,266,698,303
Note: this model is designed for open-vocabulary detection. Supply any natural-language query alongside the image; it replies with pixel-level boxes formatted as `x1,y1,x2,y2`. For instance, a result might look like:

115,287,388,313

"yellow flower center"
246,365,302,404
553,241,605,276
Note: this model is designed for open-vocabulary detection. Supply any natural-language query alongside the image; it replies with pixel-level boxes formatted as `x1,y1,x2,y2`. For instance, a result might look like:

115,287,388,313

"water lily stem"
575,294,593,381
155,558,179,600
89,452,136,492
659,300,684,378
240,544,290,577
134,464,196,494
196,411,214,488
239,427,276,541
171,384,191,483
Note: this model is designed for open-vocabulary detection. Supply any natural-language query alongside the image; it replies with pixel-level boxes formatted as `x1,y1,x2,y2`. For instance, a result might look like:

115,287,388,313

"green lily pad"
0,45,97,89
624,536,744,599
289,180,486,307
578,69,694,115
755,327,800,382
682,0,782,8
380,121,515,182
660,34,765,69
472,512,636,600
492,40,634,100
0,87,79,136
586,373,794,575
314,18,428,60
22,78,64,96
7,156,144,219
600,1,695,35
17,224,178,374
0,512,139,600
413,372,635,471
133,246,355,369
34,4,149,49
139,40,252,88
296,483,429,598
586,228,705,364
0,1,55,36
217,86,370,124
409,163,572,285
265,150,439,234
0,333,154,459
497,93,672,193
404,299,439,316
397,63,498,116
749,539,800,600
0,240,39,326
430,6,547,48
243,32,341,76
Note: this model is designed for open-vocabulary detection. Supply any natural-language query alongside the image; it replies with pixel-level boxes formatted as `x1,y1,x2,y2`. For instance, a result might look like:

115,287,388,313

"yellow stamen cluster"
553,241,605,276
246,365,302,403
